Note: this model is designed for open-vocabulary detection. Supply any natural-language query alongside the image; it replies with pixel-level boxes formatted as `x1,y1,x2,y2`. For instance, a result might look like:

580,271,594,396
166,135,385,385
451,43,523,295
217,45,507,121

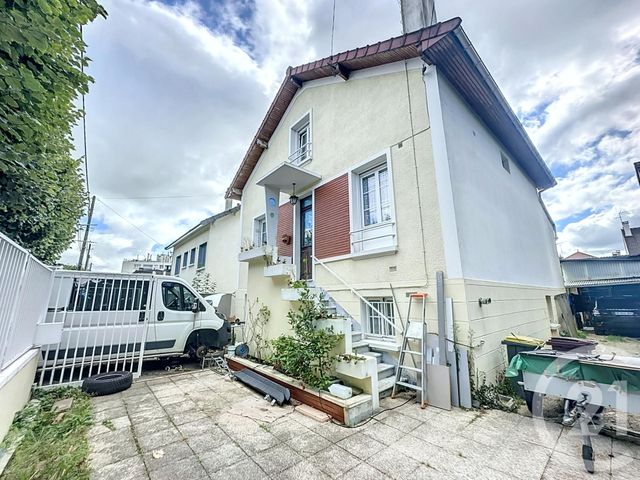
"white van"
44,271,231,366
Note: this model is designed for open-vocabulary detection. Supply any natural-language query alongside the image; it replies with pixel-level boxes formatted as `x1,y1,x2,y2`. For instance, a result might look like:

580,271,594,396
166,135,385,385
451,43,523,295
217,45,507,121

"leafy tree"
0,0,106,263
191,271,216,296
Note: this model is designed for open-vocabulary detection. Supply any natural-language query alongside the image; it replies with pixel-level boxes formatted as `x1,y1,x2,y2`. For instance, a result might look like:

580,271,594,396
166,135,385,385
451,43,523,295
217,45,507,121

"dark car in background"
592,297,640,337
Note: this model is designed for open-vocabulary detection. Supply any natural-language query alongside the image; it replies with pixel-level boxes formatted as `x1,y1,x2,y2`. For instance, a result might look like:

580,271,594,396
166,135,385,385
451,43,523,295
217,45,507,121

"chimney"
225,198,233,210
623,221,632,237
400,0,437,33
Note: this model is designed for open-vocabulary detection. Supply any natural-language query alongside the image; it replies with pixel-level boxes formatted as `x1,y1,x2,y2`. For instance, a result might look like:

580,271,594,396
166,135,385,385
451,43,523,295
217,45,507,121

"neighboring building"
226,16,564,396
621,221,640,256
563,250,596,261
121,254,172,275
561,255,640,335
166,204,241,295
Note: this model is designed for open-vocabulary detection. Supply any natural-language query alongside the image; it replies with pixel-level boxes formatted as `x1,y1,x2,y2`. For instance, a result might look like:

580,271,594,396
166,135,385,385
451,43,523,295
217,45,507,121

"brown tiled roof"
226,17,555,199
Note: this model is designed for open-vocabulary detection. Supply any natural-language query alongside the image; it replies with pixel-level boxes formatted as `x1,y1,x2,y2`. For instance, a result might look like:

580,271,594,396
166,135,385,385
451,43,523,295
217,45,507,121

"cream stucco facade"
169,206,241,297
234,57,564,386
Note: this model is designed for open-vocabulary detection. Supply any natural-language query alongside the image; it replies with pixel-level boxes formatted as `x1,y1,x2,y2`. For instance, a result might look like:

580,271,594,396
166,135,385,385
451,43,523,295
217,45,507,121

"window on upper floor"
349,152,397,255
189,247,196,266
182,253,188,268
175,255,181,275
197,242,207,269
254,215,267,246
289,112,311,166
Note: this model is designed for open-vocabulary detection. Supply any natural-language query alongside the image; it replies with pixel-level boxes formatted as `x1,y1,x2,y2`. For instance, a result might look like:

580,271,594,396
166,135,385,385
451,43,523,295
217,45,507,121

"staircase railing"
312,255,400,334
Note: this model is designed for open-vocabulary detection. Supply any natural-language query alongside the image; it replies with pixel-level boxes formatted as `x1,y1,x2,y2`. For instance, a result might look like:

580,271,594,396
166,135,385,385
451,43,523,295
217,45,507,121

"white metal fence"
37,271,151,387
0,232,54,370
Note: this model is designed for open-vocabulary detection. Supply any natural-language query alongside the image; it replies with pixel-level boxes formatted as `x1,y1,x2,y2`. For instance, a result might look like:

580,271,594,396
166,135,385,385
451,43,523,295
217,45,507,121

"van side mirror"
191,301,199,313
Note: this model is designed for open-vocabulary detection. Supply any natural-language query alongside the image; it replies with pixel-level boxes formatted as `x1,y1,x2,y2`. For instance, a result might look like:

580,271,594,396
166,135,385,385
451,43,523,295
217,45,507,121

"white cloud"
61,0,640,270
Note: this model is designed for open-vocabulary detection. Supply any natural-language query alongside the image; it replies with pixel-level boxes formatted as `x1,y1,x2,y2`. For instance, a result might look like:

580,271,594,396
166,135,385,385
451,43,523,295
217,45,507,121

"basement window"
501,152,511,174
364,297,395,338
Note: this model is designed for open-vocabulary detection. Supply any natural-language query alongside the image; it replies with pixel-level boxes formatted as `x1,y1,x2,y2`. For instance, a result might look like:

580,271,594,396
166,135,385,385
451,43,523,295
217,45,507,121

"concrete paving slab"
265,418,312,442
132,417,174,438
309,444,361,478
338,462,390,479
185,431,231,454
177,418,223,438
198,442,248,475
91,397,124,413
148,455,209,480
142,440,193,472
542,450,611,479
93,406,128,422
362,421,405,446
89,435,139,470
89,454,147,480
168,409,208,426
208,458,266,480
612,437,640,460
252,443,304,475
311,419,359,443
377,411,422,433
337,432,386,460
611,454,640,479
287,429,332,457
365,446,422,479
128,406,168,425
279,459,332,480
87,415,131,437
137,426,182,452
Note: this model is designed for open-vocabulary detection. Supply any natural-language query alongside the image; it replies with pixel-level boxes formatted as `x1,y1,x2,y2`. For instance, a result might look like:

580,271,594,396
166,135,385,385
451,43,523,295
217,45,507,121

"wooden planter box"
225,356,373,425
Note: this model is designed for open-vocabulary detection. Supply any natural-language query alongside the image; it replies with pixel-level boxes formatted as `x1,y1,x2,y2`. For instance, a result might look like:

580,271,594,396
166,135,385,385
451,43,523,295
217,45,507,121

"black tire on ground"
593,327,607,336
82,371,133,396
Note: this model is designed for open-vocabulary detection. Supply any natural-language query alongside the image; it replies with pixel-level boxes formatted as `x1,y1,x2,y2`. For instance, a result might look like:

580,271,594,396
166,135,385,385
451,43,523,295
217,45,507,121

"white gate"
36,271,152,387
0,232,55,370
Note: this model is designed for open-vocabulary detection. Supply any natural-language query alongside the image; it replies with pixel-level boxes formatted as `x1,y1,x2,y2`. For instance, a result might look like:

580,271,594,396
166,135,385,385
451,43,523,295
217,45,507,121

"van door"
151,280,197,354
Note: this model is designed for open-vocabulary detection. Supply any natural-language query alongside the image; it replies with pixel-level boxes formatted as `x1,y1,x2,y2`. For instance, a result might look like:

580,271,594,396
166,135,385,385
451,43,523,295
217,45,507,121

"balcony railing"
288,142,312,166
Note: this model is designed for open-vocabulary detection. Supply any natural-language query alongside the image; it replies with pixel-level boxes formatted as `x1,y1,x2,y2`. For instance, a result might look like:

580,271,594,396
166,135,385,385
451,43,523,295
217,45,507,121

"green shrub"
268,283,341,389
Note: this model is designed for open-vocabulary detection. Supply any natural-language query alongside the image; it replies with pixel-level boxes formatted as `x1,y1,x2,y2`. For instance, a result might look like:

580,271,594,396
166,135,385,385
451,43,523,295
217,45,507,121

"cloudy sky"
60,0,640,271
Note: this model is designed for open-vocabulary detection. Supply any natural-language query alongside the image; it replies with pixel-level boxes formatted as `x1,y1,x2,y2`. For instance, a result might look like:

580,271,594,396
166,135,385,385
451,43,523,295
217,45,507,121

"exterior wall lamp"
289,183,299,206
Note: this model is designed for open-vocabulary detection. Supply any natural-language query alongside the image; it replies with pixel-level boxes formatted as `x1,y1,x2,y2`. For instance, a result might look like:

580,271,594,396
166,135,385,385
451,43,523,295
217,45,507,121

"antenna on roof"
330,0,336,58
400,0,437,33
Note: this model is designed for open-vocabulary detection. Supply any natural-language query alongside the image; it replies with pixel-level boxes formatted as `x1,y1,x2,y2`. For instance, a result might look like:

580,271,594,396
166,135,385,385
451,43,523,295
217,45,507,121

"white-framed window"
182,253,188,268
361,165,392,227
289,111,311,165
254,215,267,246
363,297,395,338
189,247,196,266
349,151,397,255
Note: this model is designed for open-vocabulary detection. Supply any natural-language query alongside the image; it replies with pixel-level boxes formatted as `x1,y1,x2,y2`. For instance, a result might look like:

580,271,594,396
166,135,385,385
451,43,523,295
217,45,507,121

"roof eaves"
165,205,240,249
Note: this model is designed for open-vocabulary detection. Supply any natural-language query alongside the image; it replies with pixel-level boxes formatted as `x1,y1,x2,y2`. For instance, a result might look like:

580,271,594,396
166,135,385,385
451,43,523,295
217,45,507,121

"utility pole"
83,243,92,271
400,0,437,33
78,195,96,270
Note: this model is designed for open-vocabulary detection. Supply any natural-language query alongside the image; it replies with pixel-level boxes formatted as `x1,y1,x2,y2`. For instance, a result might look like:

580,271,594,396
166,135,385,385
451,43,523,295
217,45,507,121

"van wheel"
189,345,209,359
82,371,133,396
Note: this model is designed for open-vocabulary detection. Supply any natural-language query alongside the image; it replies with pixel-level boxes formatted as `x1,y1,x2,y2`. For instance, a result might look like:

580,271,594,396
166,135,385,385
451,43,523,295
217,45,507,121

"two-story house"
226,18,564,397
166,204,241,296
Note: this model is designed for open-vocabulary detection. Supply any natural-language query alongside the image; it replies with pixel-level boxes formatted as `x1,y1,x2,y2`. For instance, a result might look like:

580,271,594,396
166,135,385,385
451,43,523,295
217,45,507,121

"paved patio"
88,369,640,480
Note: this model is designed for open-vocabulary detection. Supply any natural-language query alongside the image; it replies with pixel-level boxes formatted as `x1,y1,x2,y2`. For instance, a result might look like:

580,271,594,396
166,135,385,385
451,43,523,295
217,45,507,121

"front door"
300,196,313,280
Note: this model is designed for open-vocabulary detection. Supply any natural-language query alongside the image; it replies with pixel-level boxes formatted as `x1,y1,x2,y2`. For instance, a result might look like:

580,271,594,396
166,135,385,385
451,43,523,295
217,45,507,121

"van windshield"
162,282,199,311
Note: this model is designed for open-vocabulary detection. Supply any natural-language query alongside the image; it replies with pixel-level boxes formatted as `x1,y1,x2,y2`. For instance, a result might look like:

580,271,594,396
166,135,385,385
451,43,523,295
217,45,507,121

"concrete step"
377,363,395,379
378,376,396,395
361,351,382,363
352,341,370,353
351,332,363,343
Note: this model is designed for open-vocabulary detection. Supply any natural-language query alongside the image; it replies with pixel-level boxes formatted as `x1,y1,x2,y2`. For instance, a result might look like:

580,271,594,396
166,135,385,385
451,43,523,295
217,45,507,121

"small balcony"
263,262,296,279
288,142,312,167
238,244,276,263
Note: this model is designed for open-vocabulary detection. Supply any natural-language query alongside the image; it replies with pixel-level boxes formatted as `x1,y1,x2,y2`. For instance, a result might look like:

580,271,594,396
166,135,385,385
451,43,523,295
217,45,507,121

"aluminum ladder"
391,293,428,408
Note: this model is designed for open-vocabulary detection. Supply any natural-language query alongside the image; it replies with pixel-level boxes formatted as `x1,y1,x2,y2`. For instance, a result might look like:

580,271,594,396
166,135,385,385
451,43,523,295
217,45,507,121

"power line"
101,194,213,200
96,197,163,245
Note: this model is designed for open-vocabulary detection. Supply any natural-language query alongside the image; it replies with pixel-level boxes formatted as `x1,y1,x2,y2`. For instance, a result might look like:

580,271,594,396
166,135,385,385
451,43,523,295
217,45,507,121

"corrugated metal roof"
561,257,640,287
